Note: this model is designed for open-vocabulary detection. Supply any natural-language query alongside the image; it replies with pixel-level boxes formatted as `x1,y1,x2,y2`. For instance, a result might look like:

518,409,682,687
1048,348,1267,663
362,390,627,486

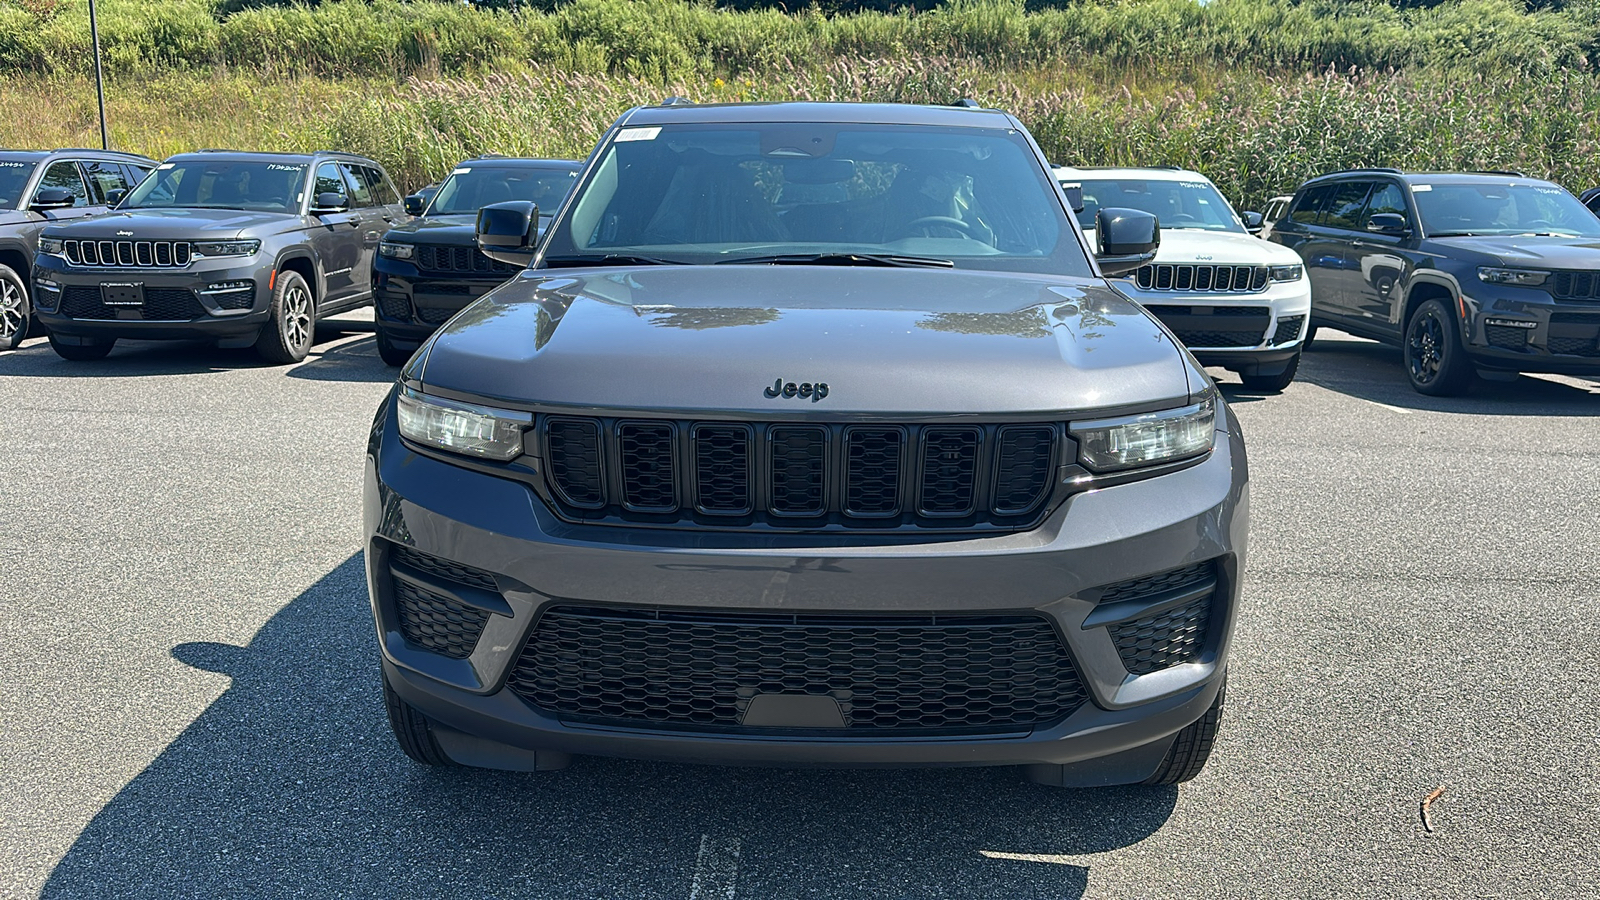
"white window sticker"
267,164,301,172
157,163,174,170
616,126,661,142
453,167,471,175
1412,184,1432,192
1180,181,1209,190
0,161,25,168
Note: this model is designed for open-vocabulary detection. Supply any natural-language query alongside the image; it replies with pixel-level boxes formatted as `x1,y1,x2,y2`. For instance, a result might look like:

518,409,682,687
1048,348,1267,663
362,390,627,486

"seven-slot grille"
415,244,513,275
1135,264,1269,293
1549,272,1600,302
62,239,191,268
539,417,1061,528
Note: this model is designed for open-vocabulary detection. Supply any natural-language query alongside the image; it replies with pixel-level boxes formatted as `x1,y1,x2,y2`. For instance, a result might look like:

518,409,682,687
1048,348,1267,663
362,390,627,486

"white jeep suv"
1057,166,1311,392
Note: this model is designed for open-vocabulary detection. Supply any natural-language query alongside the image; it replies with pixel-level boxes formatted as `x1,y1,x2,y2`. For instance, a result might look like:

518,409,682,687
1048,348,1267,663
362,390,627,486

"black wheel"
48,333,114,361
255,269,315,364
375,326,413,367
1404,298,1475,396
383,671,455,766
1302,324,1319,351
1239,351,1300,393
0,264,30,351
1143,677,1225,785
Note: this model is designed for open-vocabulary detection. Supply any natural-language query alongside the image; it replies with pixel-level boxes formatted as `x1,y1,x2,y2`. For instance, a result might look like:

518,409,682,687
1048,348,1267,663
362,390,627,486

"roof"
1302,169,1550,187
1053,165,1205,182
0,148,156,163
161,149,379,165
621,101,1016,128
456,157,582,170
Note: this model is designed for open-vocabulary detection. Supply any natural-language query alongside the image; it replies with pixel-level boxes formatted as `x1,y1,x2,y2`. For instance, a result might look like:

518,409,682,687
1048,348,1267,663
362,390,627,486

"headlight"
1478,267,1548,286
192,239,261,258
1070,397,1216,472
38,236,64,255
379,241,415,260
396,388,532,461
1269,264,1302,282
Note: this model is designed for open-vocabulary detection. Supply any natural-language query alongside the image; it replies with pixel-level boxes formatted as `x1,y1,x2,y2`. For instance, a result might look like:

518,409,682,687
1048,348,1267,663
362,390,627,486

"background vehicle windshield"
428,165,576,216
1414,182,1600,237
544,123,1087,275
1074,178,1244,233
122,161,306,212
0,159,31,209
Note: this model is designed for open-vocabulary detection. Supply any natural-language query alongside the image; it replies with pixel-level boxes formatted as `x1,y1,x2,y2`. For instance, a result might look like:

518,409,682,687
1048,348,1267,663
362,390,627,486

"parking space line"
688,834,741,900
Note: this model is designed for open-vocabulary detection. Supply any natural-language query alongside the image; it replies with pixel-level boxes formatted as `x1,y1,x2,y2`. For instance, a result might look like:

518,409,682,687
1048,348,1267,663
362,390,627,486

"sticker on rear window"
616,127,661,142
1412,184,1432,192
158,163,174,169
0,161,25,168
267,164,301,171
453,167,471,175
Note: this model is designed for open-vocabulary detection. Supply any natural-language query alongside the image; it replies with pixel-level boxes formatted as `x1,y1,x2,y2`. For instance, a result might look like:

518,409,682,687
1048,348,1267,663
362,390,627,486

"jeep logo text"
764,378,829,401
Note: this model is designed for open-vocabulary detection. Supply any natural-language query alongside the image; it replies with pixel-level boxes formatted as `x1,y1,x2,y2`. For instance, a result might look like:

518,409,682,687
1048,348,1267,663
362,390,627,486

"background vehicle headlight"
1070,397,1216,472
1269,264,1303,282
192,239,261,258
1478,267,1548,286
397,388,532,461
38,236,64,255
379,241,415,260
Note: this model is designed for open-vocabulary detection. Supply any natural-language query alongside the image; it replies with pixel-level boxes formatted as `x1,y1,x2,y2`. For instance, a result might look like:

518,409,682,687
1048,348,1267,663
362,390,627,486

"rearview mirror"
104,188,127,207
310,192,348,214
1094,207,1159,277
30,187,76,211
1366,212,1409,235
1241,210,1264,234
404,194,427,216
476,200,540,267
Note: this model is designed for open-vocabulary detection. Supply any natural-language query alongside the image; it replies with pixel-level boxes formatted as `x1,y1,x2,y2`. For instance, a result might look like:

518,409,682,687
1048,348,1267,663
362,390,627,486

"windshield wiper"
542,254,687,268
716,252,953,269
1428,231,1481,237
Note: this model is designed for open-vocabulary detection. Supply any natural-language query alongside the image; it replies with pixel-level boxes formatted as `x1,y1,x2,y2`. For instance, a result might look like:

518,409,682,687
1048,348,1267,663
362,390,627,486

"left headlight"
1269,264,1303,282
38,236,64,256
1070,396,1216,472
192,239,261,259
379,241,415,260
397,388,532,461
1478,267,1548,287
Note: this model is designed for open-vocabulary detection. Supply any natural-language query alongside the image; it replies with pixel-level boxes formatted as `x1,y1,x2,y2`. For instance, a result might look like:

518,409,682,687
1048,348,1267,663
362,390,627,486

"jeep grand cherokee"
366,101,1248,787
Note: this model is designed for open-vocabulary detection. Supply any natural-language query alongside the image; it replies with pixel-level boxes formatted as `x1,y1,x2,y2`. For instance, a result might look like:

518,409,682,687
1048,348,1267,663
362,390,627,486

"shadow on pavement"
286,335,398,384
42,556,1176,899
0,325,391,384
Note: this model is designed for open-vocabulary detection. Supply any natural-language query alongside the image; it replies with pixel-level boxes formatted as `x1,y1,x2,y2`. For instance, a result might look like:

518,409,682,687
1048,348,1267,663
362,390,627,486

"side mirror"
404,194,427,216
311,192,348,214
30,187,76,211
1241,211,1264,234
476,200,540,267
104,188,127,207
1366,212,1409,235
1060,183,1084,213
1094,207,1160,277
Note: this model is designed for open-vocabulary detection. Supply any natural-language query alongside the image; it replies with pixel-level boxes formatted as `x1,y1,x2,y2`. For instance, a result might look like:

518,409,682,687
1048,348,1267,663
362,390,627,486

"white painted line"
689,834,741,900
1358,398,1413,415
979,849,1085,865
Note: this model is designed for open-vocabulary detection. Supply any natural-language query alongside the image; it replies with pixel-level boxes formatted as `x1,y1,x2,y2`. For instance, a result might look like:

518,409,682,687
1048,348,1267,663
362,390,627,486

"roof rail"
657,96,695,107
1472,169,1526,177
951,98,983,109
1312,166,1404,179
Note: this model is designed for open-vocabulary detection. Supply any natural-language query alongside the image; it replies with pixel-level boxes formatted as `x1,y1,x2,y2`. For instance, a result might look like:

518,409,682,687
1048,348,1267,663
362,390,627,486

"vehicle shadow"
0,324,391,383
41,556,1176,900
1296,331,1600,415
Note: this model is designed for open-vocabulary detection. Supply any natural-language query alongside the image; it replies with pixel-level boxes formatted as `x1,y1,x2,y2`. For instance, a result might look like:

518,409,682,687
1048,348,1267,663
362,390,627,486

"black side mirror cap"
104,188,127,207
1241,210,1264,234
404,195,426,216
310,192,348,213
30,187,76,211
1094,207,1160,277
1366,212,1409,234
476,200,540,267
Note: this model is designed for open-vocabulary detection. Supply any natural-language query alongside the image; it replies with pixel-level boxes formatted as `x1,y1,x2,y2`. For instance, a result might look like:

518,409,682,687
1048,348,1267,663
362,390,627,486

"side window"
37,161,89,207
1322,182,1373,231
362,165,401,206
1288,185,1334,225
1359,182,1409,228
312,162,345,203
121,165,152,192
80,161,131,204
338,162,376,208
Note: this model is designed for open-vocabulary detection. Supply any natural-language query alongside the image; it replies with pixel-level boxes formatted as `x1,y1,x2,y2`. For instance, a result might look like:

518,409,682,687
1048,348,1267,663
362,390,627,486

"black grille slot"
1134,264,1269,293
1551,271,1600,301
991,426,1055,515
375,290,412,321
694,424,752,515
618,421,678,512
1272,315,1305,346
844,427,904,517
918,427,980,516
63,239,191,268
507,606,1088,733
59,286,203,321
416,244,513,275
391,545,497,591
544,417,604,508
1486,324,1530,351
1110,596,1211,675
768,426,827,516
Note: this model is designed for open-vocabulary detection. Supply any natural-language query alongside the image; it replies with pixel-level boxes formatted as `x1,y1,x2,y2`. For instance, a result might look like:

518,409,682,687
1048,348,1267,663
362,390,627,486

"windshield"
0,158,32,209
428,165,576,216
1072,178,1245,233
1414,182,1600,237
122,161,307,212
541,122,1087,275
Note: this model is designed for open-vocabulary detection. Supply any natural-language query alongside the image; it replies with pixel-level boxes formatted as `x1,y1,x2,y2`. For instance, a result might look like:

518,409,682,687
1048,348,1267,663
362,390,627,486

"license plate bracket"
101,283,144,306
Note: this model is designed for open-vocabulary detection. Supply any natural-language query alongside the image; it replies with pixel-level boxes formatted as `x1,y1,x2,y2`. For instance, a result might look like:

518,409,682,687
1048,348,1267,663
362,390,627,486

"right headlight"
1069,396,1216,472
379,241,415,260
1269,264,1303,282
396,388,532,461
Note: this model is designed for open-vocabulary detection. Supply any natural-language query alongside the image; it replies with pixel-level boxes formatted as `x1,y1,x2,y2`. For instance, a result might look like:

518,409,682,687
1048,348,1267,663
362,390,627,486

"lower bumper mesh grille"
375,290,412,322
388,546,498,658
60,286,205,321
1093,560,1218,675
1272,315,1305,346
1486,324,1530,351
1548,335,1600,356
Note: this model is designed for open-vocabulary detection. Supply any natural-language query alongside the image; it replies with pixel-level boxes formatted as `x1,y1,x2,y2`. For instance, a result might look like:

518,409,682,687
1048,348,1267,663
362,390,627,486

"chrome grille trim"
1135,264,1270,293
62,239,192,268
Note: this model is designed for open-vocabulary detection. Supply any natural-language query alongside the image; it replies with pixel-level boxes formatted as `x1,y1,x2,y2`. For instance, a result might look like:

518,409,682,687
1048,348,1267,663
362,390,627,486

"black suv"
0,148,156,350
35,150,405,363
1270,169,1600,394
372,156,579,365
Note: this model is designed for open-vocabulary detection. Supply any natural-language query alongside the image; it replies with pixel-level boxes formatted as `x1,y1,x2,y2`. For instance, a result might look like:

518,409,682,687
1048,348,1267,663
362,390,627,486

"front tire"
0,264,30,351
1239,351,1300,393
1142,677,1226,785
48,333,114,361
255,270,315,364
1302,324,1319,351
375,326,413,367
383,672,455,766
1404,298,1475,396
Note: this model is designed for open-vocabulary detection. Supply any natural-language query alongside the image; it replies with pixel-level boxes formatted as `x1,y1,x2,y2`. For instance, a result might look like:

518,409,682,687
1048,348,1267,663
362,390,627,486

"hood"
417,266,1198,417
41,207,300,241
1426,234,1600,268
385,213,477,245
1087,227,1299,266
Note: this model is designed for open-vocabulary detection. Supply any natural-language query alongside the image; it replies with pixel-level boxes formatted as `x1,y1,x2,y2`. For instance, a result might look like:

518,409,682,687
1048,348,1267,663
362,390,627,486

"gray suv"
35,150,405,363
366,101,1247,787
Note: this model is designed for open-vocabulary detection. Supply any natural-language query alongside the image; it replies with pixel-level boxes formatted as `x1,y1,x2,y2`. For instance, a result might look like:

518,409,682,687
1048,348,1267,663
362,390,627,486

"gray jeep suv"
35,150,405,363
366,101,1248,787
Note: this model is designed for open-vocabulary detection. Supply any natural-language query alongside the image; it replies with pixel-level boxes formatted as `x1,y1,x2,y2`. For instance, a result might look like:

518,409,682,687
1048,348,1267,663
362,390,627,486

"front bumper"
1114,277,1312,370
372,254,511,347
33,253,271,341
363,392,1250,772
1463,288,1600,374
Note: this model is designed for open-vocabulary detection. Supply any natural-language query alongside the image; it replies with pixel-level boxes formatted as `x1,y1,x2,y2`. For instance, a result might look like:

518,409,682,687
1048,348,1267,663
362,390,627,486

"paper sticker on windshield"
0,161,24,168
1412,184,1432,192
267,164,301,172
1180,182,1209,190
616,127,661,142
453,167,471,175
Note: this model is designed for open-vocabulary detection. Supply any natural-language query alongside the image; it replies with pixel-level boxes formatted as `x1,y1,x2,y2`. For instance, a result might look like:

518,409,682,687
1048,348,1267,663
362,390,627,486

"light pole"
89,0,108,150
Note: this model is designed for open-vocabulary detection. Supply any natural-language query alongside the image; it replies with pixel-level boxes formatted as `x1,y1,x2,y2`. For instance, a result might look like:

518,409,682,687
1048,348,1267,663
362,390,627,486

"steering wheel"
897,216,977,238
1167,213,1198,223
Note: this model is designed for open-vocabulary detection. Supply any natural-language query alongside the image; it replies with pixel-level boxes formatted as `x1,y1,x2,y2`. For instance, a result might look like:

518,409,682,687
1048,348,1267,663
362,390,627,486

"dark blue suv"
1269,169,1600,394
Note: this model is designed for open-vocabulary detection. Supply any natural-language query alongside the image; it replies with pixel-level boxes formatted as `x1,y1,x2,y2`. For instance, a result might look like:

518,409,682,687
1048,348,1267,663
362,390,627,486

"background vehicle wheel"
1142,677,1226,785
375,326,413,367
0,264,30,351
255,270,315,364
383,672,455,766
1404,298,1474,396
47,333,114,361
1302,324,1319,351
1239,352,1300,393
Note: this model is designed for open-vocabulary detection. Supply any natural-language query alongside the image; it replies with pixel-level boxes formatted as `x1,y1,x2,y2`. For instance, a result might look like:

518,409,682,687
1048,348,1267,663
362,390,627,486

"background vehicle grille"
1486,324,1530,351
1271,315,1305,346
1094,560,1217,675
507,605,1088,733
415,245,513,275
1144,305,1271,349
59,286,205,320
388,546,496,658
417,307,457,324
1549,272,1600,302
1548,335,1600,356
538,417,1061,529
375,291,412,322
63,239,191,268
1135,264,1269,293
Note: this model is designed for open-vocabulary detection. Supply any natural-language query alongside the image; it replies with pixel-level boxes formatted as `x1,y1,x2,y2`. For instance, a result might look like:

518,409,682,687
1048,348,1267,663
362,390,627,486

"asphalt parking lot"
2,321,1597,899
